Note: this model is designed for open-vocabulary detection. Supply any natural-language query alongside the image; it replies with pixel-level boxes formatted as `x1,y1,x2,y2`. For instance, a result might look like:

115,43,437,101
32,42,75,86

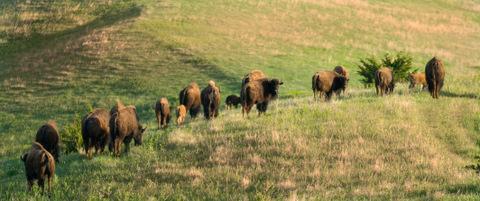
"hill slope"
1,0,479,200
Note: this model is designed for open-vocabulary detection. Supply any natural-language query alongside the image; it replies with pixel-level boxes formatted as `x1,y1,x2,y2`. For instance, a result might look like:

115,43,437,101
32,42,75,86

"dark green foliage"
62,116,83,154
357,52,414,87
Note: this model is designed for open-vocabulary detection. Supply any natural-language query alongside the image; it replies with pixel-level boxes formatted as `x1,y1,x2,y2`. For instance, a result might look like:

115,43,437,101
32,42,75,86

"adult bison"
312,71,347,101
179,82,201,118
155,98,171,129
176,105,186,126
333,66,349,95
201,80,221,120
375,67,395,96
425,57,445,99
408,72,427,90
225,94,241,109
109,102,146,156
82,108,110,159
241,71,283,117
21,142,55,192
35,121,60,162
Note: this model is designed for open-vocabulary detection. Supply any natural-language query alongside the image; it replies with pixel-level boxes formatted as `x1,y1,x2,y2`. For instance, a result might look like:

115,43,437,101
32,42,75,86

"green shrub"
357,52,414,87
62,116,83,154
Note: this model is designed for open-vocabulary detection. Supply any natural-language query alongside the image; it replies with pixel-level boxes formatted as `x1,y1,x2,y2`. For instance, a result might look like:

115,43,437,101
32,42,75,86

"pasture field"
0,0,479,200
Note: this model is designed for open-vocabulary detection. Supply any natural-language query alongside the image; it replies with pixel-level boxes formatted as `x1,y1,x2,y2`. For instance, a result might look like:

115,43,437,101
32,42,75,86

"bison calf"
408,72,427,90
109,102,147,156
179,82,201,118
155,98,171,129
82,108,110,159
176,105,187,126
225,95,241,109
425,57,445,99
201,80,221,120
312,71,347,101
375,67,395,96
35,121,60,162
21,142,55,192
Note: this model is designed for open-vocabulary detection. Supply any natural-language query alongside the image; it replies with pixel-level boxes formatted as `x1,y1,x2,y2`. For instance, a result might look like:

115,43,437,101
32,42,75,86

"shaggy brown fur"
241,70,266,87
155,98,171,129
312,71,348,101
21,142,55,192
201,80,221,120
408,72,427,90
109,102,146,156
241,78,283,117
176,105,187,126
81,108,110,159
179,82,201,118
225,94,241,109
375,67,395,96
333,66,349,95
425,57,445,99
35,121,60,162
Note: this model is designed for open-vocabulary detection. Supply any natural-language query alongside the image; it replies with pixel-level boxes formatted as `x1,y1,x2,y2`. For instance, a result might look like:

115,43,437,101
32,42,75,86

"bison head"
134,125,147,146
332,75,347,92
266,79,283,98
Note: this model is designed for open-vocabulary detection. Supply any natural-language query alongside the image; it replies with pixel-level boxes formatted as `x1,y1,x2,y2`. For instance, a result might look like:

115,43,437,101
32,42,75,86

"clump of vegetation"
357,52,414,87
62,116,83,154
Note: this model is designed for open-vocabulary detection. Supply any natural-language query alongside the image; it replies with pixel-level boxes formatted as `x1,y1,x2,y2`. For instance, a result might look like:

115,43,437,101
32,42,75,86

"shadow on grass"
441,91,479,99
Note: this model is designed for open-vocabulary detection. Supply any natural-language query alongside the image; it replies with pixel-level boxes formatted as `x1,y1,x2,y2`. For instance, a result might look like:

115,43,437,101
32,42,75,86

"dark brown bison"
201,80,221,119
333,66,349,95
375,67,395,96
82,108,110,159
109,102,146,156
21,142,55,192
241,77,283,117
35,121,60,162
179,82,201,118
312,71,347,101
155,98,171,129
425,57,445,99
176,105,186,126
408,72,427,90
225,94,241,109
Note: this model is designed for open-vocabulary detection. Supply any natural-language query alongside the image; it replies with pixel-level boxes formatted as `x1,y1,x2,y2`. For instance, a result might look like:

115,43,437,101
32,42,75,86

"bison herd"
21,57,445,193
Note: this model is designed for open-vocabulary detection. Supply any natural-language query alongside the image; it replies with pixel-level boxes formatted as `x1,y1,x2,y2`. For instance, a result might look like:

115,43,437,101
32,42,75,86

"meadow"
0,0,479,200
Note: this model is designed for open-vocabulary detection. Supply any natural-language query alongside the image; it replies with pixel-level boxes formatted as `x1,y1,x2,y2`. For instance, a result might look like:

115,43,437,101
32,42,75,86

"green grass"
0,0,479,200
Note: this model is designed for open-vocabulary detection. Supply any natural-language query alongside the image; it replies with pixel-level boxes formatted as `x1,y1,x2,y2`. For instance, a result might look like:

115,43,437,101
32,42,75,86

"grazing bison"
375,67,395,96
155,98,171,129
109,102,146,156
312,71,348,101
241,77,283,117
225,95,241,109
82,108,110,159
408,72,427,90
425,57,445,99
35,121,60,162
201,80,221,120
176,105,187,126
179,82,201,118
333,66,349,95
21,142,55,192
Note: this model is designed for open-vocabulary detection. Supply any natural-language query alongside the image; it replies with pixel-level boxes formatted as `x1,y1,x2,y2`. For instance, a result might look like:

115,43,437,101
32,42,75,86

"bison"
109,101,146,156
241,74,283,117
21,142,55,192
408,72,427,90
225,94,241,109
201,80,221,120
176,105,186,126
82,108,110,159
312,71,347,101
333,66,349,95
179,82,201,118
35,121,60,162
155,98,171,129
375,67,395,96
425,57,445,99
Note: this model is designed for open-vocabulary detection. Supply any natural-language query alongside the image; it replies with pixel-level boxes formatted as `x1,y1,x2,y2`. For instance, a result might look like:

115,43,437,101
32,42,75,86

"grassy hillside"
1,0,479,200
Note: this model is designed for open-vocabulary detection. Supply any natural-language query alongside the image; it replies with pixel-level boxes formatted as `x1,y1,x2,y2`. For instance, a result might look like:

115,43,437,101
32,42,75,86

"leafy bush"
357,52,414,87
62,116,83,154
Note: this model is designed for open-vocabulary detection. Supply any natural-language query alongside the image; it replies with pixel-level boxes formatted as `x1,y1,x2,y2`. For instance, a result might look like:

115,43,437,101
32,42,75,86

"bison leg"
38,178,45,193
114,138,122,157
156,111,161,130
27,180,34,191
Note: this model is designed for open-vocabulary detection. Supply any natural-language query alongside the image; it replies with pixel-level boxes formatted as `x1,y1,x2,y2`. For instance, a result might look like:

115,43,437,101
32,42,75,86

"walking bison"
201,80,221,120
155,98,171,129
408,72,427,90
425,57,445,99
109,101,146,156
35,121,60,162
21,142,55,192
179,82,201,118
375,67,395,96
225,94,241,109
241,70,283,117
312,71,348,101
82,108,111,159
176,105,187,126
